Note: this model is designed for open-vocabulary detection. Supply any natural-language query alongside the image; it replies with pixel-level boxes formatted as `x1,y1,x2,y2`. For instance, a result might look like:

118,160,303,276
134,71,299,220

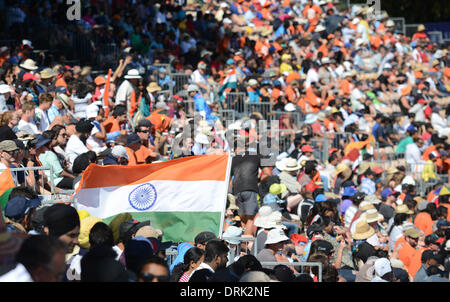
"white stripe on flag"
75,180,227,219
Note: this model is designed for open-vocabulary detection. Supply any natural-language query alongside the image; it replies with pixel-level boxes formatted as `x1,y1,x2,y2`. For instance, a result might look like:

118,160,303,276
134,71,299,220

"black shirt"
231,153,271,195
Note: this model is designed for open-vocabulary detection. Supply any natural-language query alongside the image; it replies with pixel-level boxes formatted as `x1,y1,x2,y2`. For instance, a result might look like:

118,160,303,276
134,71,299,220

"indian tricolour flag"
218,67,237,102
74,154,231,243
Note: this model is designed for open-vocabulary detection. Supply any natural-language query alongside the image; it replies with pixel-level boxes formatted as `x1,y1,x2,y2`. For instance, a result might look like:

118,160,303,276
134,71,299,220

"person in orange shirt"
134,119,158,164
396,227,425,279
124,133,142,166
55,66,73,90
104,104,128,133
414,202,435,236
285,80,301,104
305,83,323,113
302,0,322,27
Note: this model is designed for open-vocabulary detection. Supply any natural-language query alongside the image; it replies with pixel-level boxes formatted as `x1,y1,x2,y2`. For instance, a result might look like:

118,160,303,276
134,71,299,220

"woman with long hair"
169,247,204,282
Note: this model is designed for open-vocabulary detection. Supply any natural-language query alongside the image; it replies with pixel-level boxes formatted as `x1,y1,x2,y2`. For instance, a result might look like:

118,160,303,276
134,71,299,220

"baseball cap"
4,196,42,221
436,219,450,229
342,186,358,197
273,265,295,282
304,181,318,193
374,258,392,277
0,140,19,152
290,234,308,246
194,231,217,245
111,145,129,159
404,227,420,239
421,250,440,263
306,224,325,239
315,194,328,203
126,133,142,146
381,188,394,199
301,145,314,153
407,125,417,133
119,219,151,243
315,240,334,255
425,234,444,246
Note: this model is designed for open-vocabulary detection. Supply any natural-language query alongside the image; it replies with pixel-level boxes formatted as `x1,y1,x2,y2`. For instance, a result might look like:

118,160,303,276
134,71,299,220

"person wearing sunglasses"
134,119,158,164
137,256,170,282
0,139,21,184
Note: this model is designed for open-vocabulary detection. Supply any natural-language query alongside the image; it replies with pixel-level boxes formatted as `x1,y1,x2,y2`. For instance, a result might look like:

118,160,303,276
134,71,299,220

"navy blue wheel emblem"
128,183,157,211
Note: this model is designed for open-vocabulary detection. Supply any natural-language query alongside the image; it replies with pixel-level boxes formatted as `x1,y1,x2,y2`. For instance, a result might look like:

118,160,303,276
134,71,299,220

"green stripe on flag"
102,212,222,243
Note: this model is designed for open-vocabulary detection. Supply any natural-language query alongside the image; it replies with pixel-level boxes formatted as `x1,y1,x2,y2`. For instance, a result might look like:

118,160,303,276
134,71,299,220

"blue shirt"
193,93,217,123
361,177,376,195
48,104,63,124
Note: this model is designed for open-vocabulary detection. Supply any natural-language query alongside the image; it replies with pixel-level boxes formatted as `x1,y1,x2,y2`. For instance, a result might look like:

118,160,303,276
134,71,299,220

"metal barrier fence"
154,63,172,73
224,92,247,119
170,73,191,95
219,109,236,121
267,111,304,128
1,166,56,196
259,262,323,282
245,102,273,121
222,236,258,257
183,99,196,118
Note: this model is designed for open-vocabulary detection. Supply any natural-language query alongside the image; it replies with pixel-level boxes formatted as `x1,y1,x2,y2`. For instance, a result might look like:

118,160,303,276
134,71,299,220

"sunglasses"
60,133,67,137
138,129,149,133
139,273,170,282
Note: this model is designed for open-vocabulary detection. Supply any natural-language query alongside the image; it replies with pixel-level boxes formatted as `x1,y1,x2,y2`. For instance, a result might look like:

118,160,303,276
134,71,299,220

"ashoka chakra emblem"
128,183,157,211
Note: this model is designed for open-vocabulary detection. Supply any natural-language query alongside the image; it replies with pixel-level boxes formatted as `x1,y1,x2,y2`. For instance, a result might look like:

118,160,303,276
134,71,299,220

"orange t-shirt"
125,147,138,166
147,109,172,133
414,212,433,236
286,71,300,84
135,144,152,164
55,77,67,89
104,116,121,133
340,79,351,96
305,87,321,110
397,239,424,278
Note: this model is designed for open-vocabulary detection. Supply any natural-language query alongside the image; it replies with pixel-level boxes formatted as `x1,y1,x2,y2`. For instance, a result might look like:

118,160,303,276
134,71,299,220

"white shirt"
115,80,134,105
35,108,51,132
405,143,424,173
18,119,40,135
193,262,215,274
305,68,319,88
191,70,209,90
66,134,89,166
0,263,33,282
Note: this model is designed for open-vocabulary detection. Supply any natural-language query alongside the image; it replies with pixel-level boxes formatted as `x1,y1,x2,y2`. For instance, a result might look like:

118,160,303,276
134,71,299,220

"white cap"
223,18,232,24
222,226,243,245
111,145,128,159
0,84,11,94
85,103,100,119
248,79,258,86
195,133,210,145
284,102,296,112
401,175,416,186
124,69,142,79
374,258,392,277
264,228,289,245
187,84,199,92
352,18,360,25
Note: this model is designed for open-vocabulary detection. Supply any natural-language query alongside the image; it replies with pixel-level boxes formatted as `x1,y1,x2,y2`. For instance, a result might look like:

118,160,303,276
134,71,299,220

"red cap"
23,72,38,81
328,148,338,156
306,52,313,58
418,99,427,104
304,181,318,193
290,234,308,245
372,166,384,174
436,237,445,244
301,145,314,153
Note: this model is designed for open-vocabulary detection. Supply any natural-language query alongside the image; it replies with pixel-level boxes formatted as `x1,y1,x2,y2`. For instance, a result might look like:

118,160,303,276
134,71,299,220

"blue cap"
273,80,281,86
158,67,166,73
315,194,328,203
169,242,193,273
411,41,417,48
55,86,67,94
34,134,51,149
4,196,42,221
381,188,393,199
436,219,450,229
226,59,234,65
263,193,280,205
342,186,358,197
344,42,352,48
407,125,417,133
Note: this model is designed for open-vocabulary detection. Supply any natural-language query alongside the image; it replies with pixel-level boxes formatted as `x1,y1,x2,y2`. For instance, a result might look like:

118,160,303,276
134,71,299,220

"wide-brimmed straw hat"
352,220,375,240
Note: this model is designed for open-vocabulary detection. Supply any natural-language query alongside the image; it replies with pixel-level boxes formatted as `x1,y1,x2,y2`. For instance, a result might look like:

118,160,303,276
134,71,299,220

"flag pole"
218,152,233,239
103,68,111,117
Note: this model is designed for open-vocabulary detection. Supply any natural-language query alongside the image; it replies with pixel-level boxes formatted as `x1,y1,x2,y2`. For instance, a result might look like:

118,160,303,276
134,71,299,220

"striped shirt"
178,272,191,282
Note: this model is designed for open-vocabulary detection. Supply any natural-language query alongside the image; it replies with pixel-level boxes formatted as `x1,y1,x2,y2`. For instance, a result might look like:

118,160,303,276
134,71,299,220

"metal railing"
245,102,273,121
259,262,323,282
170,73,192,95
1,166,56,196
224,92,247,119
222,236,258,257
